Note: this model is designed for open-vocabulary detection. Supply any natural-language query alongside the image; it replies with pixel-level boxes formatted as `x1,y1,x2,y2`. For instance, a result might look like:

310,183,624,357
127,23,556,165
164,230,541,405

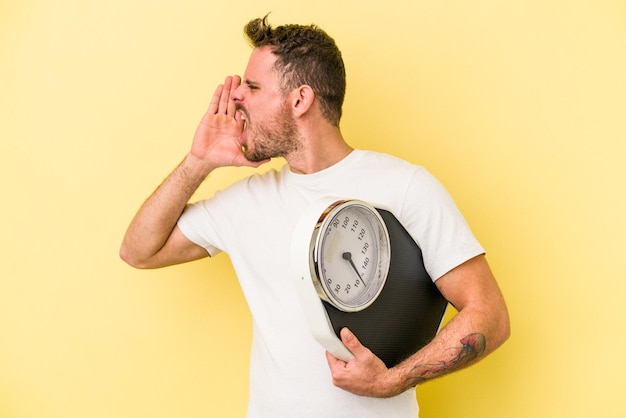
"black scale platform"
322,208,449,368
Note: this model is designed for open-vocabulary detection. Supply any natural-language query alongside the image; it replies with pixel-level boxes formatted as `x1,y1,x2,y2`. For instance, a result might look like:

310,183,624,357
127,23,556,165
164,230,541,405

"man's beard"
243,103,301,162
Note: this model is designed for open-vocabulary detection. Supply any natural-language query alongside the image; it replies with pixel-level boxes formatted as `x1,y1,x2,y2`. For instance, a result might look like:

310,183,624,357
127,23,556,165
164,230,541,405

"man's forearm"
393,302,509,393
400,328,487,388
120,153,212,267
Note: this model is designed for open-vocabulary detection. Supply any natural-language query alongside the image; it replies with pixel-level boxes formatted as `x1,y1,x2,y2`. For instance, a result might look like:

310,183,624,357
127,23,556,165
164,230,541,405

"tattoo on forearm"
407,333,486,385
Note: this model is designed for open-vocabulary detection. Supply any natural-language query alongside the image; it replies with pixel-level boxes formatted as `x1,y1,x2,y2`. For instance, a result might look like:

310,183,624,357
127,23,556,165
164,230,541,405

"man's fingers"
207,76,240,116
227,75,240,116
340,328,360,350
207,84,224,114
217,76,233,114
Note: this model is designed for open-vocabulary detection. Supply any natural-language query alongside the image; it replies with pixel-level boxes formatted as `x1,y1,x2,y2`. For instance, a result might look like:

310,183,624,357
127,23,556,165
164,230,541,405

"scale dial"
310,200,391,312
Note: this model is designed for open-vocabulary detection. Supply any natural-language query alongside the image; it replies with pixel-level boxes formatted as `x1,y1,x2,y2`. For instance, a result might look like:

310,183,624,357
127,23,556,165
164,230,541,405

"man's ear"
291,85,315,117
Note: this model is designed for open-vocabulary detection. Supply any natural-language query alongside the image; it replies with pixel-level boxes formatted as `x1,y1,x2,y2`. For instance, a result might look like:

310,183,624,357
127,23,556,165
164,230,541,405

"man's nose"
231,85,244,103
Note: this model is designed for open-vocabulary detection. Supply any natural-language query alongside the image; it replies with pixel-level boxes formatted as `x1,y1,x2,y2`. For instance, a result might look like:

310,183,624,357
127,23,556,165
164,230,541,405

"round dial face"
311,200,391,312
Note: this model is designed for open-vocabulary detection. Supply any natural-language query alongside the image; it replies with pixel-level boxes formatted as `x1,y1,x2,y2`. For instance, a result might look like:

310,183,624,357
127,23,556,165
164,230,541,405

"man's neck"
287,129,353,175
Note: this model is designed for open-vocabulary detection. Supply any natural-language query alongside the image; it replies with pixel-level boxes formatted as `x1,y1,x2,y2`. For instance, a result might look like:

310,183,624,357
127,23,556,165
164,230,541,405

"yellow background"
2,1,625,417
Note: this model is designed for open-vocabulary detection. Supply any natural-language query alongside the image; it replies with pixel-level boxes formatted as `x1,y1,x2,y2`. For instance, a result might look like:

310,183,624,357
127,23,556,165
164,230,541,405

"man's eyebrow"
244,79,260,88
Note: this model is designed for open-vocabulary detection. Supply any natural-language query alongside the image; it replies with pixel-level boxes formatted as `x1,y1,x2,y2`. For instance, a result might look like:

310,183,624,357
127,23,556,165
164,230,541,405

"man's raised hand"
190,76,266,172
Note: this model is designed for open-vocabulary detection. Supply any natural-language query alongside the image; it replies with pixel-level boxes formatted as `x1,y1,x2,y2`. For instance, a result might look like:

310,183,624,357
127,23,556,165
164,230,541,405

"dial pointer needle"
342,252,366,285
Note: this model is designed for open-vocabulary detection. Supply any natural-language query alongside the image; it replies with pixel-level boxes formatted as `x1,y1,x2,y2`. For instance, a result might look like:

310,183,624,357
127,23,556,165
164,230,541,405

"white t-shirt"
177,150,485,417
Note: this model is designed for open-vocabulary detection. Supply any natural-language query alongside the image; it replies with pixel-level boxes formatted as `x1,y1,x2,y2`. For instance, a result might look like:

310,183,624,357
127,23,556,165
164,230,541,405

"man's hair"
244,15,346,127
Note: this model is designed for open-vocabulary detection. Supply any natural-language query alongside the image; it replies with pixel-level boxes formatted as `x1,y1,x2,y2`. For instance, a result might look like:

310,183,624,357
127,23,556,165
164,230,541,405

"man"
120,16,510,417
